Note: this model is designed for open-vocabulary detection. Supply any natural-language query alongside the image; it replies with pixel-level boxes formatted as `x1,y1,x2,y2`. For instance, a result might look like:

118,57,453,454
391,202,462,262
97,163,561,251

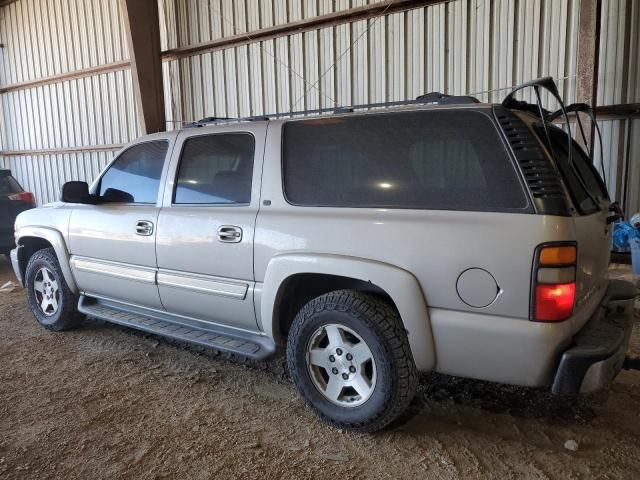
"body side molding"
157,269,248,299
71,256,157,284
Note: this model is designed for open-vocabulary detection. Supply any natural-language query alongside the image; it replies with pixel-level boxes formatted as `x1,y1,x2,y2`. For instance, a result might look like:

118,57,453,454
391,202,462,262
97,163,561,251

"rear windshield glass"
282,110,529,211
534,125,608,214
0,175,22,194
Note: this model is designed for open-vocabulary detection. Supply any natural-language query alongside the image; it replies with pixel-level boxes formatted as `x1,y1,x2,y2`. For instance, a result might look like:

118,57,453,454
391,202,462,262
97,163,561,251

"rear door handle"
135,220,154,236
217,225,242,243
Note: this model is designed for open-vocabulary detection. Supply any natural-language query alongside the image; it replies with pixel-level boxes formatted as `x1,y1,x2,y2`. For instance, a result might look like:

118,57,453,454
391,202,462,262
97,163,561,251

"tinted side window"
282,110,528,211
0,175,23,194
174,133,255,204
535,126,608,214
99,141,168,204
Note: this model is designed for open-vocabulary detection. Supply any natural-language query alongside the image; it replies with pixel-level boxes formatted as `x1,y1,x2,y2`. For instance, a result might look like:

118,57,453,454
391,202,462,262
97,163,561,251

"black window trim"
170,131,256,207
0,174,24,194
96,139,170,206
280,108,534,213
532,123,610,216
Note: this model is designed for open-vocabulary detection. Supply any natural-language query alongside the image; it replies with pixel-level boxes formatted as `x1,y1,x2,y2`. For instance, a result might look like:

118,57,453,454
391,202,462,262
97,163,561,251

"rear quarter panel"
254,120,602,383
256,120,579,321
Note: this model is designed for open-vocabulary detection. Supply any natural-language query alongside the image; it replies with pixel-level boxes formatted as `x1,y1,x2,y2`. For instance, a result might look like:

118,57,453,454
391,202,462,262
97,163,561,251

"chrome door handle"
217,225,242,243
135,220,154,236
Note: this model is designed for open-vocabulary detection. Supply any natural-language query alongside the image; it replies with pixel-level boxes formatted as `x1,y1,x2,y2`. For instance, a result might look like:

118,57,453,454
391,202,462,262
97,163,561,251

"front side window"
99,141,168,204
174,133,255,204
282,110,528,211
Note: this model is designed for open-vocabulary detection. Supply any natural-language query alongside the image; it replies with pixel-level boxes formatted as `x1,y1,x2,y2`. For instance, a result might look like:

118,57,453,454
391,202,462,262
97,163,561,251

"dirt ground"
1,257,639,480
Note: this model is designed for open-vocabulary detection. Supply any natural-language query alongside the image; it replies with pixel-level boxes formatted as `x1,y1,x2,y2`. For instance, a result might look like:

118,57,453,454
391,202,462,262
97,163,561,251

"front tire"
25,248,84,331
287,290,418,432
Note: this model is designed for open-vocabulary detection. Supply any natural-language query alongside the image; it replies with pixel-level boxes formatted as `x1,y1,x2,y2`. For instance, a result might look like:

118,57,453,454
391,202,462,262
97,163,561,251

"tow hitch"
623,356,640,371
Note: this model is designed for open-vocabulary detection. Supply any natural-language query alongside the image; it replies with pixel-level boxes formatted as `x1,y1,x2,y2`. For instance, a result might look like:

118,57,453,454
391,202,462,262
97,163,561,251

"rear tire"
287,289,418,432
25,248,84,331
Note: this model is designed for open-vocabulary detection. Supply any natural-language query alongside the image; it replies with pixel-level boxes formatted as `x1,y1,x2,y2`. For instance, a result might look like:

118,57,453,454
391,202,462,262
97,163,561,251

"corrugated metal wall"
0,0,137,202
0,0,129,84
160,0,581,124
0,0,638,214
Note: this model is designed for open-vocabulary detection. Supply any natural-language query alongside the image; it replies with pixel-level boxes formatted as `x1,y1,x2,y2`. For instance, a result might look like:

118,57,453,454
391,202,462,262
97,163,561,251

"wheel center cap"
335,353,351,371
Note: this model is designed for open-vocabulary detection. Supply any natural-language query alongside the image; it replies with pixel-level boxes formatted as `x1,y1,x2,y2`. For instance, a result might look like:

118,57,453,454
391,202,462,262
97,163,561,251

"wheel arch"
16,227,78,293
259,253,435,371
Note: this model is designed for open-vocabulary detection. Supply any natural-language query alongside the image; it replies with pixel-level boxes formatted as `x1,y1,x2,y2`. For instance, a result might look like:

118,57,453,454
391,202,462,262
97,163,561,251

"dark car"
0,169,35,256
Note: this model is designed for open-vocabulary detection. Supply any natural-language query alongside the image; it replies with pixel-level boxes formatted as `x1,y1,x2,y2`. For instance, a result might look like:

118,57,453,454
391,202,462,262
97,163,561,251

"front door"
68,138,173,309
155,125,265,332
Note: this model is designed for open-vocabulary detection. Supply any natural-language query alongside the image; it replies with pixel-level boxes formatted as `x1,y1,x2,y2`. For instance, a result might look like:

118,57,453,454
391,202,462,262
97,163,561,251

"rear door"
541,127,611,307
155,124,266,332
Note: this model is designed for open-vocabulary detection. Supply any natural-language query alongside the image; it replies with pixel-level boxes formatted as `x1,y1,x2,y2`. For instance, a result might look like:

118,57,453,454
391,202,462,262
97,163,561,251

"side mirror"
101,188,134,203
61,181,93,204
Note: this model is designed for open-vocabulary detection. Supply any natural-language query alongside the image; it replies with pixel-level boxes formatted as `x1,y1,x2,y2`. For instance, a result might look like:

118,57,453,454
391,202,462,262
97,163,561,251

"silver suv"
11,78,638,432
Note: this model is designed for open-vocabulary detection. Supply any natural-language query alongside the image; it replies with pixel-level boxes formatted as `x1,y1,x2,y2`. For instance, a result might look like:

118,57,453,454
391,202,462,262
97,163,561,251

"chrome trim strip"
157,270,248,300
70,256,156,284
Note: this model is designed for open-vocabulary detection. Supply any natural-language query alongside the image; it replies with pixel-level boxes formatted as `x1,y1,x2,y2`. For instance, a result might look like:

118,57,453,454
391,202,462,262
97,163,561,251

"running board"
78,296,275,360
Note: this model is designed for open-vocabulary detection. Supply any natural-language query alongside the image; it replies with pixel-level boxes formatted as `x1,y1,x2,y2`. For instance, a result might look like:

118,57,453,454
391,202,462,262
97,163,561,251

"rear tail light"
539,246,577,265
9,191,35,205
531,243,577,322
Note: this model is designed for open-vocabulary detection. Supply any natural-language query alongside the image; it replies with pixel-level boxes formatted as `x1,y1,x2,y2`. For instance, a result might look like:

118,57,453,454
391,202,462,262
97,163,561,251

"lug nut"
329,355,335,363
349,366,356,373
336,348,343,356
346,353,353,361
342,373,349,380
332,367,339,375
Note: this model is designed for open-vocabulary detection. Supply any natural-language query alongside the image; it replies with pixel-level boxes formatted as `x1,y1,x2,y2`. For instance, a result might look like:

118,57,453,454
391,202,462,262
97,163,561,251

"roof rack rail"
185,116,235,128
187,92,481,127
415,92,480,104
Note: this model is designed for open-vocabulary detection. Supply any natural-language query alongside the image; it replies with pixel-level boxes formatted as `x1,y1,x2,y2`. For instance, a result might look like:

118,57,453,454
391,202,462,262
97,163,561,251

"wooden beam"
0,144,124,156
0,61,130,94
575,0,602,151
119,0,166,134
161,0,449,60
595,103,640,119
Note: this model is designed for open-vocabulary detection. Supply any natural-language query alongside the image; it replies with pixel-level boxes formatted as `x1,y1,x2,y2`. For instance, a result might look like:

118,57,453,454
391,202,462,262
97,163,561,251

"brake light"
9,191,35,205
535,283,576,321
531,243,577,322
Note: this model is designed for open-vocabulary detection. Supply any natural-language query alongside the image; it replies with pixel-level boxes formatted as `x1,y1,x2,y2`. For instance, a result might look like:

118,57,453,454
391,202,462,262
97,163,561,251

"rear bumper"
552,280,639,395
10,247,23,287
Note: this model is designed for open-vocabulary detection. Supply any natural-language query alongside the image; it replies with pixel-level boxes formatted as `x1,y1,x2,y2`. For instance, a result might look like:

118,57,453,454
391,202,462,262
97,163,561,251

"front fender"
16,226,78,293
260,253,435,371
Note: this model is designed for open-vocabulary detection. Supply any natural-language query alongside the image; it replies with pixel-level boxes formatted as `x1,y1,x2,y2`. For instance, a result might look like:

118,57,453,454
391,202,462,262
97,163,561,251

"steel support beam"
161,0,449,60
575,0,602,151
119,0,166,134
